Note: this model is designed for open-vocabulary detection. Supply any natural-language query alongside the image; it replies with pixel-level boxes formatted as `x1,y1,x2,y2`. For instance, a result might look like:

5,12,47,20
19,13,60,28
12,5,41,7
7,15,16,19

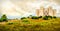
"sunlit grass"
0,18,60,31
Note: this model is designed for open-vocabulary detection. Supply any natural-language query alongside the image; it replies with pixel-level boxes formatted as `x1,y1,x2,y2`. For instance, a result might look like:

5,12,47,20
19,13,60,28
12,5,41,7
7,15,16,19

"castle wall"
36,9,40,16
39,6,44,16
36,6,56,16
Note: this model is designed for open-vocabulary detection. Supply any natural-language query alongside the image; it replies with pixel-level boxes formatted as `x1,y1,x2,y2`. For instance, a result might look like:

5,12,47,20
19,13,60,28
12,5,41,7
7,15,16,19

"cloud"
53,0,60,4
0,0,60,19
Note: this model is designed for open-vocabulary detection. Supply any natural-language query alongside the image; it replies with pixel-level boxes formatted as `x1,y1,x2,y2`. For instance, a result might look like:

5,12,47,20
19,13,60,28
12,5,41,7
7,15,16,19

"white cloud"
0,0,60,19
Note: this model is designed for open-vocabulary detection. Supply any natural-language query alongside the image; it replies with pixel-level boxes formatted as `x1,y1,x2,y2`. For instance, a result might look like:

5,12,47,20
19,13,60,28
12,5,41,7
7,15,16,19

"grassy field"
0,18,60,31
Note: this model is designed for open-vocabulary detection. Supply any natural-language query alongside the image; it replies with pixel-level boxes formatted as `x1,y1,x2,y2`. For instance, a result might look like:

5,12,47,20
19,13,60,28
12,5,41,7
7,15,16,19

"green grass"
0,18,60,31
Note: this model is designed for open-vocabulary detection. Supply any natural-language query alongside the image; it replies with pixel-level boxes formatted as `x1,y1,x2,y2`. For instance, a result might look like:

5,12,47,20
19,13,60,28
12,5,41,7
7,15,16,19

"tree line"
0,14,57,22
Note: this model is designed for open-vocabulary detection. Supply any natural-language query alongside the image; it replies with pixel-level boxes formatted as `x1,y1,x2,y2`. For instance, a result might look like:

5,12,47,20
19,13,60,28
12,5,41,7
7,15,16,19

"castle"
36,6,56,16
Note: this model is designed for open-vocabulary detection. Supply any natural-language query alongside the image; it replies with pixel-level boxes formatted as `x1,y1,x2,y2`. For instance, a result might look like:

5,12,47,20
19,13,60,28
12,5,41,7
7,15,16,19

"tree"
53,16,56,18
21,17,27,20
0,14,8,22
48,16,52,19
31,16,39,19
0,18,3,22
38,16,42,18
43,16,49,20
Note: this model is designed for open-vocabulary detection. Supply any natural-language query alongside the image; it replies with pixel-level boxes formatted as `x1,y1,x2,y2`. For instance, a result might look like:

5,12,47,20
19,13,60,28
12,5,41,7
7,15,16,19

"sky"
0,0,60,19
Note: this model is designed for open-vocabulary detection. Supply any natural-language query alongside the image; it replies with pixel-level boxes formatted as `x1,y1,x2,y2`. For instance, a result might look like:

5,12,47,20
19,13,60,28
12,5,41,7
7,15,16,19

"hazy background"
0,0,60,19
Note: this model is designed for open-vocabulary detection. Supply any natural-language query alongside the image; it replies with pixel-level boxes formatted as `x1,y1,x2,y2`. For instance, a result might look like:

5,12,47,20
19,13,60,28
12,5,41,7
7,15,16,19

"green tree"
43,16,49,20
21,17,27,20
38,16,42,18
31,16,39,19
0,14,8,22
53,16,56,18
43,16,53,20
0,18,3,22
48,16,52,19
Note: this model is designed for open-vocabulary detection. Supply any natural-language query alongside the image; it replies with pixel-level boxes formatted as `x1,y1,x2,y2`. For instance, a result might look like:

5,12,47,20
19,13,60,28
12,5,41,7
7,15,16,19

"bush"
22,19,29,22
53,16,56,18
27,16,31,18
7,22,13,25
43,16,53,20
0,19,3,22
0,14,8,22
22,19,30,24
38,16,42,18
21,17,27,20
48,16,52,19
31,16,39,19
43,16,49,20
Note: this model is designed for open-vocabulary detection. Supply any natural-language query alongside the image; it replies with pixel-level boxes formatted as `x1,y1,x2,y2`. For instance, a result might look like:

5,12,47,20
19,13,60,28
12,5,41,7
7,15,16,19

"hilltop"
0,14,60,31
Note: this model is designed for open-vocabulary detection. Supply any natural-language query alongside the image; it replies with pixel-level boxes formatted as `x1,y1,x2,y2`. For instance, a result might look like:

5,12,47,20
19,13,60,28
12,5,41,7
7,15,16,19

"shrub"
22,19,30,24
43,16,48,20
0,19,3,22
38,16,42,18
0,14,8,22
7,22,13,25
22,19,29,22
31,16,39,19
43,16,53,20
27,16,31,18
48,16,52,19
53,16,56,18
21,17,27,20
27,15,33,18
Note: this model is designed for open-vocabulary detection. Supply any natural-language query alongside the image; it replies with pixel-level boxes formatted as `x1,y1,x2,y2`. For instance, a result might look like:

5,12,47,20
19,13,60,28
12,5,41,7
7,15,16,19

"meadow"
0,16,60,31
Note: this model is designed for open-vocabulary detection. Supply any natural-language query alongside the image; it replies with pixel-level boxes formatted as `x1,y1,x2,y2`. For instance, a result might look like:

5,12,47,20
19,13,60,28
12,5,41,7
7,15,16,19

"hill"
0,17,60,31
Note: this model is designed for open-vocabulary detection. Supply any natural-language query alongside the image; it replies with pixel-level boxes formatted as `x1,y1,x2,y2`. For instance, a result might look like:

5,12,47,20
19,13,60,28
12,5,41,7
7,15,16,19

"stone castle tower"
36,6,56,16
